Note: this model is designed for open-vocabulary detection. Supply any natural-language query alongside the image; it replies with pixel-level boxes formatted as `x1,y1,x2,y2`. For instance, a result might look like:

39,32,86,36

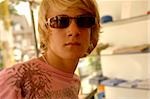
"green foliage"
0,42,3,68
9,0,27,5
87,56,101,71
9,0,28,15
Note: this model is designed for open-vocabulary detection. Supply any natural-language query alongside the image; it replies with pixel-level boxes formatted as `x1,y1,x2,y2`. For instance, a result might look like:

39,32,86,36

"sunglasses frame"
46,14,96,29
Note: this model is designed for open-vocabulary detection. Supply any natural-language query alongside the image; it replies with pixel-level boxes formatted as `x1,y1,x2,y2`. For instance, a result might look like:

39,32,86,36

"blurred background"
0,0,40,67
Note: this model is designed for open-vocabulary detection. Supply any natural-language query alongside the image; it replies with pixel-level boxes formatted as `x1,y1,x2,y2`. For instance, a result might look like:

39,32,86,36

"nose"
67,20,80,37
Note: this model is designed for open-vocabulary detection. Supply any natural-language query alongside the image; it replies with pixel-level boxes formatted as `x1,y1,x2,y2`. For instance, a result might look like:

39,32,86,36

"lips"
65,42,81,46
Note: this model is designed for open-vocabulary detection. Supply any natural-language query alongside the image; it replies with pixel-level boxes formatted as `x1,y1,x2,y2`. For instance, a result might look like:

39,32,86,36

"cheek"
48,30,65,46
81,30,91,48
83,29,91,42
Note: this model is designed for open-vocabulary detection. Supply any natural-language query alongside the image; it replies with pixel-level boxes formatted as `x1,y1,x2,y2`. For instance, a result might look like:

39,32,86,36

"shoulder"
1,58,47,80
0,58,41,85
0,58,42,79
0,59,48,99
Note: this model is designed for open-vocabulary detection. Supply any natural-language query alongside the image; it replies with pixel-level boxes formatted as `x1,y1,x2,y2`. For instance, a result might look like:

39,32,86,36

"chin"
62,53,84,59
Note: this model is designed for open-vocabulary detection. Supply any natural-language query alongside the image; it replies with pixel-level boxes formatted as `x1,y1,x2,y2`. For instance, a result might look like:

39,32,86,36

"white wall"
96,0,149,21
96,1,122,21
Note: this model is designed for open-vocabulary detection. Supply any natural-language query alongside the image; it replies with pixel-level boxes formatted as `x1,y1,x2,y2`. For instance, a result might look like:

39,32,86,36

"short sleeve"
0,68,22,99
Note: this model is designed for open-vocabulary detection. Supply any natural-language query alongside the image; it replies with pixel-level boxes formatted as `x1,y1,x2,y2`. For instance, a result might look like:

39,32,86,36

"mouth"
65,42,81,46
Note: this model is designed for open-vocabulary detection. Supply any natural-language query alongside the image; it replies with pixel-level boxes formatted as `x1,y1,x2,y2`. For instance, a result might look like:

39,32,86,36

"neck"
43,51,79,74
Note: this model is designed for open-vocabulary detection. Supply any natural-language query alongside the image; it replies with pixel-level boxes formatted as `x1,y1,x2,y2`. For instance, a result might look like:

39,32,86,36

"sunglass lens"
77,16,95,28
50,16,70,28
58,16,70,28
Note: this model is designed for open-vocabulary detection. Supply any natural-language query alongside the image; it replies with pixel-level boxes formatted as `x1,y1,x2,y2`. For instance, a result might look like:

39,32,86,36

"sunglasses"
46,15,96,28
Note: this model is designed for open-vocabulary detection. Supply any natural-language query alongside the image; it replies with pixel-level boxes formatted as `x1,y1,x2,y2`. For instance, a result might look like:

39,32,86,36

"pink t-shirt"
0,58,80,99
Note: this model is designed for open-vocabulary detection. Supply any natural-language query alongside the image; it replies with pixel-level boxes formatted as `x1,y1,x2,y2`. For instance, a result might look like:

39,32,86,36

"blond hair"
38,0,100,54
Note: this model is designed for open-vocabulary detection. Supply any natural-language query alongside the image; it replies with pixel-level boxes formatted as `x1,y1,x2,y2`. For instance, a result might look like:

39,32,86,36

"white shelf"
100,13,150,99
104,86,150,99
101,14,150,28
101,51,150,56
101,79,150,91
